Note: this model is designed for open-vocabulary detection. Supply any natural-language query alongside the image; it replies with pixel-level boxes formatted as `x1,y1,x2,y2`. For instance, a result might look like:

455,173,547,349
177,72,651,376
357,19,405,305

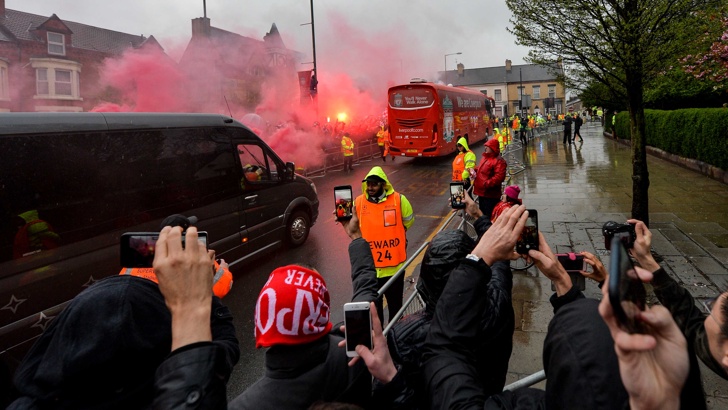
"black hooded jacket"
9,276,239,410
387,217,515,408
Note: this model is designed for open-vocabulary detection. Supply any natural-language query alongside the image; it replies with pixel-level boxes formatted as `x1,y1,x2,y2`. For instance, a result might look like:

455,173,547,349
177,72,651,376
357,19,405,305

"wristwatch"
465,254,481,263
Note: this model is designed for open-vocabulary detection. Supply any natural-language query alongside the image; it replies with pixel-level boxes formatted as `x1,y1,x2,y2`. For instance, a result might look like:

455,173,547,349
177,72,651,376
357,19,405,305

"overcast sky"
10,0,531,79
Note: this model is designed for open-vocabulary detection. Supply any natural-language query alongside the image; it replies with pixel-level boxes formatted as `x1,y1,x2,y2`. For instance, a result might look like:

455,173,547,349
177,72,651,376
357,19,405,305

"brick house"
178,16,303,112
441,59,566,117
0,0,158,112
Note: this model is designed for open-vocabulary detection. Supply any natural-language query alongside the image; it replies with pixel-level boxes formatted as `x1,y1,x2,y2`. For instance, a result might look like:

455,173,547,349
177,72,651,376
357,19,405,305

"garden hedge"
611,108,728,170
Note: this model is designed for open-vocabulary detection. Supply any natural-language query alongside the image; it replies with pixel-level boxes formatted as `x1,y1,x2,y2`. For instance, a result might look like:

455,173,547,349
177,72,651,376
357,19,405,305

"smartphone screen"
556,254,586,273
608,238,646,333
344,303,372,356
450,182,466,209
334,185,354,221
516,210,539,254
120,231,208,267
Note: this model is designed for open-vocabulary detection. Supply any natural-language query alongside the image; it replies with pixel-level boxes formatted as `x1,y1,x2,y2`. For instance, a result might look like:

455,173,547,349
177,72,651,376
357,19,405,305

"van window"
237,143,280,185
0,128,238,264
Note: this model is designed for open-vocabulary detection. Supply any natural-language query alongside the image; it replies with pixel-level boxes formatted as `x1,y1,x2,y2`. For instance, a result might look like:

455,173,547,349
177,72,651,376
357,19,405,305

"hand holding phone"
334,185,354,221
555,252,586,291
120,231,208,267
516,209,539,254
344,302,372,357
608,238,647,333
450,182,466,209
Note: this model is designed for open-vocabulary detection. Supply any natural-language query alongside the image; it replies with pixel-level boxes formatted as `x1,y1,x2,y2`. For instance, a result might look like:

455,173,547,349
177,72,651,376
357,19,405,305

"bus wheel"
286,210,310,247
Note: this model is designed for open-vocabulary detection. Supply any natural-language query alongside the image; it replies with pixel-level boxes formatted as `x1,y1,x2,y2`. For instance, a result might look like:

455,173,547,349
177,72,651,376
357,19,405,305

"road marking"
404,212,454,279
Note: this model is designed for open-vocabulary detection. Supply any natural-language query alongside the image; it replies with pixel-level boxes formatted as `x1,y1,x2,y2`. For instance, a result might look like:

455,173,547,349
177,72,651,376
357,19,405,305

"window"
548,84,556,98
31,58,82,100
47,32,65,56
518,86,525,97
238,143,280,189
494,89,502,102
55,70,72,96
0,62,9,100
36,68,49,95
0,128,239,261
532,86,541,99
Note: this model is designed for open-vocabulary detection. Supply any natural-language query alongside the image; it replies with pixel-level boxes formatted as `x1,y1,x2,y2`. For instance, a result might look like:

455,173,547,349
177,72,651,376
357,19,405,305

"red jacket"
473,139,507,198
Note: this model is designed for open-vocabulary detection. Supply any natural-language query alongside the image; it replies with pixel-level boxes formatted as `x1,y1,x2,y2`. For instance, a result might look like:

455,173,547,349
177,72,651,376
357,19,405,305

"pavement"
478,121,728,408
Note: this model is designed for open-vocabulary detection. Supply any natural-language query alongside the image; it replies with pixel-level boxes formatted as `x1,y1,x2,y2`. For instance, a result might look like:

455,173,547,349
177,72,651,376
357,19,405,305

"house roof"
444,63,563,86
1,9,148,54
180,21,302,71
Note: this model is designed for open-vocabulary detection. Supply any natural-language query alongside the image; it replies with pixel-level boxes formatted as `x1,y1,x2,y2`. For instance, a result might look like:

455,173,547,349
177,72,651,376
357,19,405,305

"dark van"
0,112,319,392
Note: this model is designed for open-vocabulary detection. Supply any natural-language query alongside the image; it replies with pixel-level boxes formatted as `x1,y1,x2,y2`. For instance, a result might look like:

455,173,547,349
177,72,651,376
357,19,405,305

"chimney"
0,0,5,18
191,17,211,38
505,59,512,72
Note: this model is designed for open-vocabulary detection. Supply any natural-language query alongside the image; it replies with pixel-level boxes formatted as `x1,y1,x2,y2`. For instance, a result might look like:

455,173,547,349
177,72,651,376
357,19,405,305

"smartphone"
556,253,586,273
608,238,647,333
553,253,587,291
343,302,372,357
334,185,354,221
516,209,539,254
450,182,466,209
120,231,208,267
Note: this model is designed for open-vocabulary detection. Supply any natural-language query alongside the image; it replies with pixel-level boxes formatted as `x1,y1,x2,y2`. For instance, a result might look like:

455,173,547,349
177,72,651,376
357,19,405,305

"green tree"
506,0,721,225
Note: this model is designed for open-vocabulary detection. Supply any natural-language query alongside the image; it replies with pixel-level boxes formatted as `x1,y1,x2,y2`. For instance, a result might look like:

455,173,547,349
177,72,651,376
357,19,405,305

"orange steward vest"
355,192,407,270
119,260,233,299
452,152,465,181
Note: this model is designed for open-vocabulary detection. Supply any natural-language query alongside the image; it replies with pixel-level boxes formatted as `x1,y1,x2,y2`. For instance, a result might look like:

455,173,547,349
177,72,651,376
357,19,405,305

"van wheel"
286,210,310,247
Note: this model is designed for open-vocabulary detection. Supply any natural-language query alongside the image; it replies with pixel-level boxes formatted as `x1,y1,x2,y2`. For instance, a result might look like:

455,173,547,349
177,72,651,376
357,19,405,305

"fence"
300,139,382,178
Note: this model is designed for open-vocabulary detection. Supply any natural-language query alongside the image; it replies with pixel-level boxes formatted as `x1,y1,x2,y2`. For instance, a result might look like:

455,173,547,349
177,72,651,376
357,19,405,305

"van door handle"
245,195,258,200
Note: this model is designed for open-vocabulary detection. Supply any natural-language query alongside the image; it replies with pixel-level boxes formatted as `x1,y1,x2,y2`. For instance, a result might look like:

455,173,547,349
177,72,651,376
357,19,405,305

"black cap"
362,175,385,183
159,214,198,230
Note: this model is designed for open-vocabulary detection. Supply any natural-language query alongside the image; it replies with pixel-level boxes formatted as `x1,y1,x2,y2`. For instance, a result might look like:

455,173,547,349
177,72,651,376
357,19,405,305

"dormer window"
47,32,65,56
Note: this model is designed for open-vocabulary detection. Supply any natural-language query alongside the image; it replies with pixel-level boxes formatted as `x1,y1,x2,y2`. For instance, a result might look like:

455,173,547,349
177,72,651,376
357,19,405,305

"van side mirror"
285,162,296,180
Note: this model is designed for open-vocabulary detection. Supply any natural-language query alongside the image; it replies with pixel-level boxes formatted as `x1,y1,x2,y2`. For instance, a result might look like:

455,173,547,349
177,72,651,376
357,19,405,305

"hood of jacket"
484,138,500,156
11,276,172,408
416,230,474,314
18,209,40,224
456,137,471,152
543,298,629,409
361,166,394,198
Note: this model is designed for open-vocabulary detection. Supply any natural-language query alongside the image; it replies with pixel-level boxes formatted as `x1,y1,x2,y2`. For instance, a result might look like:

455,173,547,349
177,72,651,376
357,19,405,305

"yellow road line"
404,212,455,279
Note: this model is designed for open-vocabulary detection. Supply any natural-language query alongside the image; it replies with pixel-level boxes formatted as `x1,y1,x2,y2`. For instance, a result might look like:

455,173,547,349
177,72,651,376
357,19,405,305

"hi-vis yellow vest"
355,192,407,271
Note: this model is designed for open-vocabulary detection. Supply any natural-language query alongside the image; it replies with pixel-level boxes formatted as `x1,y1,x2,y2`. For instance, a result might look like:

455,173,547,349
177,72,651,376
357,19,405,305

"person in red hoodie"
472,138,507,219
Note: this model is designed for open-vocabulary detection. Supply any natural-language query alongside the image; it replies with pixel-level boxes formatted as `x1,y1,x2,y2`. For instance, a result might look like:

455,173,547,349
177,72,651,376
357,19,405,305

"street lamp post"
444,52,462,85
300,1,318,115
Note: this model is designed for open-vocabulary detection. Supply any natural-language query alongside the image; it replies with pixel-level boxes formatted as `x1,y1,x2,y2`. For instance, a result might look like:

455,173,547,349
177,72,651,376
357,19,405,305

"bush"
610,108,728,170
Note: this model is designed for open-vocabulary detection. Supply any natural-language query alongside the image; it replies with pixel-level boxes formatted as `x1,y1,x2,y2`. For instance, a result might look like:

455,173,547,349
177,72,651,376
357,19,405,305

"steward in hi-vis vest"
452,137,477,188
355,166,414,322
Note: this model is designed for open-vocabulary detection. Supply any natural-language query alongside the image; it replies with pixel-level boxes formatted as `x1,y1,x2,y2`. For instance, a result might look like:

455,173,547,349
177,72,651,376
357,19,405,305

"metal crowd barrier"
302,139,382,178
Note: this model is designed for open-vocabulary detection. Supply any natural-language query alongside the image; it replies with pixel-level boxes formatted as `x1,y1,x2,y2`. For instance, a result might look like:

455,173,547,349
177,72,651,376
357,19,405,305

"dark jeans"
376,274,404,324
563,128,572,144
343,155,353,171
573,128,582,141
478,196,500,221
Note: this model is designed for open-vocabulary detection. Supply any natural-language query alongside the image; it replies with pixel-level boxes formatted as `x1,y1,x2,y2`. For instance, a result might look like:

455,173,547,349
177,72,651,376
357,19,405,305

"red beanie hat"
254,265,332,348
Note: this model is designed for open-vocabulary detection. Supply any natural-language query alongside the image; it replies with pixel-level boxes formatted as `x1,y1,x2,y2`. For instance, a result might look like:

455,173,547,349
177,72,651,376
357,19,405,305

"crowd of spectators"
7,188,728,409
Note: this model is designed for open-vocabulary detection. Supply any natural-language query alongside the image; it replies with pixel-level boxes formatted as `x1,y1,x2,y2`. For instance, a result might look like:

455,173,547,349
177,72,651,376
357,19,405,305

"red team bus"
387,79,494,157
